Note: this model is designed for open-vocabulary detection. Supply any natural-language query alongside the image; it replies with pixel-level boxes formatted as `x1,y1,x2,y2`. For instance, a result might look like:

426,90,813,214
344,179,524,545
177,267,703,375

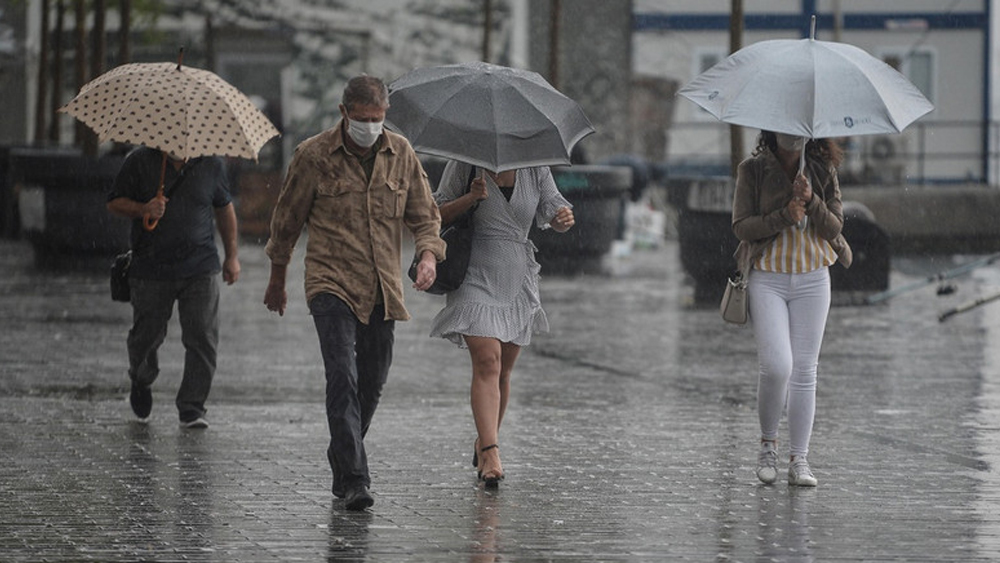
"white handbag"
720,271,748,325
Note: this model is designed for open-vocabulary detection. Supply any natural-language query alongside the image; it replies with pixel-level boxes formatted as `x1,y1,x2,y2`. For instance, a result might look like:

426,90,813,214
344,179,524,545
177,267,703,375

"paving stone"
3,239,1000,561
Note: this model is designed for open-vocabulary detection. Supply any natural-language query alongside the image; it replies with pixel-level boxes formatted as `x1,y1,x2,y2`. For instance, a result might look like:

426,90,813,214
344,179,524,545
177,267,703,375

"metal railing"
665,120,1000,186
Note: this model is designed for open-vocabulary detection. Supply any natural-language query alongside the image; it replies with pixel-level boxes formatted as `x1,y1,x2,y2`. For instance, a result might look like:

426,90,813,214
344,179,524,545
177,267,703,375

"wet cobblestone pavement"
3,237,1000,561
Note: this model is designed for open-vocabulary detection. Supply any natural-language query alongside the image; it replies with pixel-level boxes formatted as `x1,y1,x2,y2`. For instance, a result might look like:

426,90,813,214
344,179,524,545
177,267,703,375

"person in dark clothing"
107,146,240,429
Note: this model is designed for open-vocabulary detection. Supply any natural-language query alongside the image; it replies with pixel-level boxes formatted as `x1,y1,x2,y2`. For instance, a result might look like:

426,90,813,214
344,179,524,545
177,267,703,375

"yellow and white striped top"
754,223,837,273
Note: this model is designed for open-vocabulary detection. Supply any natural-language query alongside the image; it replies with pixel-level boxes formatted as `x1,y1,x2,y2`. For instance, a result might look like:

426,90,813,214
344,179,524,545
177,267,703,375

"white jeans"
748,267,831,458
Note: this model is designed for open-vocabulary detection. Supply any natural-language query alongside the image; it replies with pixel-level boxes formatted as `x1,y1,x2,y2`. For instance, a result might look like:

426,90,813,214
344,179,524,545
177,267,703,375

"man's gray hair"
342,75,389,111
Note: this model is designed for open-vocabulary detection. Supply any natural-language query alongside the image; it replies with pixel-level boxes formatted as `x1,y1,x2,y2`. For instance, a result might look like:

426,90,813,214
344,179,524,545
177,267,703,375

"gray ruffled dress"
429,160,572,348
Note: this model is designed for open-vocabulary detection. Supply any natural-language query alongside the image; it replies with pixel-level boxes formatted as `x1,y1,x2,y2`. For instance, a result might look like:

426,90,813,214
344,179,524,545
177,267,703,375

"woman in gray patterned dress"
429,159,575,488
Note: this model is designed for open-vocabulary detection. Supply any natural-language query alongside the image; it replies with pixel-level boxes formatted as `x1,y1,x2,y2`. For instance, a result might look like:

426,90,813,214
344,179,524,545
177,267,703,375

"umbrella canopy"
59,53,280,231
59,58,279,162
386,61,594,173
677,24,934,139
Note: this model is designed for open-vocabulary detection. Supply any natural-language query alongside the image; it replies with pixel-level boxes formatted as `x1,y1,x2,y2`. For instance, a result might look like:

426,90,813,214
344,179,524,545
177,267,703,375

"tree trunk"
48,0,65,143
204,14,215,72
118,0,130,65
482,0,492,63
83,0,106,156
548,0,560,89
91,0,105,76
729,0,744,178
73,0,86,147
34,0,50,145
111,0,131,154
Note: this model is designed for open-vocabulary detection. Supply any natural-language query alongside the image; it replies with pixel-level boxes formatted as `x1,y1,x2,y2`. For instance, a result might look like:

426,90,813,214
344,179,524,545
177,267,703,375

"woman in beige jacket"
732,131,852,487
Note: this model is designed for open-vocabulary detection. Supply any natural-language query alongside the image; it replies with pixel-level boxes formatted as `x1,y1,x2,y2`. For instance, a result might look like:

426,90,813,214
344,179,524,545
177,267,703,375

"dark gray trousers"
127,275,219,422
309,293,394,492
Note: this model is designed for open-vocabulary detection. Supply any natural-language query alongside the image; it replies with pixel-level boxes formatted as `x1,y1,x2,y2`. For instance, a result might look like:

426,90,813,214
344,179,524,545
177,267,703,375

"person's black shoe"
344,486,374,511
129,381,152,419
332,481,345,499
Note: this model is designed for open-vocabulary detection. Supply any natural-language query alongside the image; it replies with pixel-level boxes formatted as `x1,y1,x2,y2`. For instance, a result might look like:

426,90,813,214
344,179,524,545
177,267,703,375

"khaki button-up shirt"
265,122,445,322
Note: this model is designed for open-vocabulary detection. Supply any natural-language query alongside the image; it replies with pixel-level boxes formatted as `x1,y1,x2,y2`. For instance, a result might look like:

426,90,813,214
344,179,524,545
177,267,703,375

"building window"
691,48,727,120
879,48,935,103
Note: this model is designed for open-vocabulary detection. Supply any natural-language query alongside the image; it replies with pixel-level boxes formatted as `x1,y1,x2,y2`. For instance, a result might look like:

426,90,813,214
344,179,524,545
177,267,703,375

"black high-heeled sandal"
478,444,504,488
472,438,480,469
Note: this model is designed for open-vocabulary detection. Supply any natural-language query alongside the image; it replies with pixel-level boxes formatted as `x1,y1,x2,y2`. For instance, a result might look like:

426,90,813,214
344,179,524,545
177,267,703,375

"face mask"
347,119,383,148
775,133,805,152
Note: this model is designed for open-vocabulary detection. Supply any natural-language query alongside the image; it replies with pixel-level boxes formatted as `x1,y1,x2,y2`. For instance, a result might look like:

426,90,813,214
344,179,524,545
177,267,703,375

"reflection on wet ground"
2,239,1000,561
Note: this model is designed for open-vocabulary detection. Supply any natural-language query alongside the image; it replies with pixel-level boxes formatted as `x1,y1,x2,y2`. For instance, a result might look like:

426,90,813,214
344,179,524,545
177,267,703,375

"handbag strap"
466,164,477,190
163,158,201,199
457,163,479,216
466,164,479,211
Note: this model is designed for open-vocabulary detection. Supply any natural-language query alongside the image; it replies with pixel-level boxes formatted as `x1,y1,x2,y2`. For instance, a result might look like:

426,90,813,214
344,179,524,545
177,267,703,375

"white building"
633,0,992,185
6,0,996,186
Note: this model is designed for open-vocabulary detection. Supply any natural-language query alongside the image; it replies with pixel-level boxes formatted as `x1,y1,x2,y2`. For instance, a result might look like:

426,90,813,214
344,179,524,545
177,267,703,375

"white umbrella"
677,17,934,140
386,61,594,173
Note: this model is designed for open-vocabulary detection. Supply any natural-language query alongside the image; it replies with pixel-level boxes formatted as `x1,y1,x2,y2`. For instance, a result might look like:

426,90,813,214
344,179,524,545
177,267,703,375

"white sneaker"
756,440,778,484
180,417,209,429
788,457,818,487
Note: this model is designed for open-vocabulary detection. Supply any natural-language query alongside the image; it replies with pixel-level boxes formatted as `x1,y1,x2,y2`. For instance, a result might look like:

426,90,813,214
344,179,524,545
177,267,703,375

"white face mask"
775,133,806,152
347,119,383,148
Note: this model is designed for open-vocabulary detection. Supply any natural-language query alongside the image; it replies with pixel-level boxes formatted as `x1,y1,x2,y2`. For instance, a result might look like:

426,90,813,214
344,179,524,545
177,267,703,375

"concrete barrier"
841,184,1000,254
830,201,890,293
12,148,129,270
532,164,632,274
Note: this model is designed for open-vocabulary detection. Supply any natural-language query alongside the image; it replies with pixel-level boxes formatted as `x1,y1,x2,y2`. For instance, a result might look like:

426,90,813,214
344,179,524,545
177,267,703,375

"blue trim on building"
633,14,820,33
845,13,986,29
634,12,986,33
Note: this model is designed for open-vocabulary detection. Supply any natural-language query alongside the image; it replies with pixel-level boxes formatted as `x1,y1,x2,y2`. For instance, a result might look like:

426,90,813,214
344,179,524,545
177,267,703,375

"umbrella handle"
142,153,169,232
142,211,160,231
142,187,164,230
795,147,809,230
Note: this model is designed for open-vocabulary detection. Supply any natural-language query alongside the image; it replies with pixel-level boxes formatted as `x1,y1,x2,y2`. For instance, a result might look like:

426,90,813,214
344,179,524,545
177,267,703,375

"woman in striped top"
731,131,853,487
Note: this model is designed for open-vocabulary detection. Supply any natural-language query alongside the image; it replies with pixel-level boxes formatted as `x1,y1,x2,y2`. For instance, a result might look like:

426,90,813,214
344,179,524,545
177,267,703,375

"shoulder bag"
720,270,748,324
409,165,478,295
110,250,132,302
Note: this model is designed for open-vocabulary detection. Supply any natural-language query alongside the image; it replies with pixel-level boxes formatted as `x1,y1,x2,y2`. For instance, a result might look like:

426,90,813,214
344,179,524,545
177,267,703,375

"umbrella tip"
177,47,185,70
810,15,816,40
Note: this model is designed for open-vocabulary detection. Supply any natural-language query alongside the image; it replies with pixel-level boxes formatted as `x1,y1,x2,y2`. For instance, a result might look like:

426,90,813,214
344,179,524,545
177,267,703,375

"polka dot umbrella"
58,50,280,230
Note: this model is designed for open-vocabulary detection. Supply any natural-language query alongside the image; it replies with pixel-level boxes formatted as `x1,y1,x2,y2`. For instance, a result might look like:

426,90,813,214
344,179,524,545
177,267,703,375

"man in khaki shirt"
263,75,445,511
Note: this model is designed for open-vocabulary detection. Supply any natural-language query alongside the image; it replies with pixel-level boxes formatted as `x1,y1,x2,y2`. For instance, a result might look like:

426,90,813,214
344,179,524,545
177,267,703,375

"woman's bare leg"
466,335,504,479
496,341,521,431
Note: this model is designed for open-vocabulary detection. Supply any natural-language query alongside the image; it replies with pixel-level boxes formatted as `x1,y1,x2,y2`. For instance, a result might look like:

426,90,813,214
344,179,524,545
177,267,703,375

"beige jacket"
265,122,446,322
732,150,852,275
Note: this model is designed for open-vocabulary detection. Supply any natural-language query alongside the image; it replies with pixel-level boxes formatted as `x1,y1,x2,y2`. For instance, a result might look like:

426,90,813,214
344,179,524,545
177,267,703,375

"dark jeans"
309,293,394,491
127,275,219,422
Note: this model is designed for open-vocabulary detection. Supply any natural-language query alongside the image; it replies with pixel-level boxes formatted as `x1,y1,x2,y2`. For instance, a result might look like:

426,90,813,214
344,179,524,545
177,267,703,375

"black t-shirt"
108,147,232,280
